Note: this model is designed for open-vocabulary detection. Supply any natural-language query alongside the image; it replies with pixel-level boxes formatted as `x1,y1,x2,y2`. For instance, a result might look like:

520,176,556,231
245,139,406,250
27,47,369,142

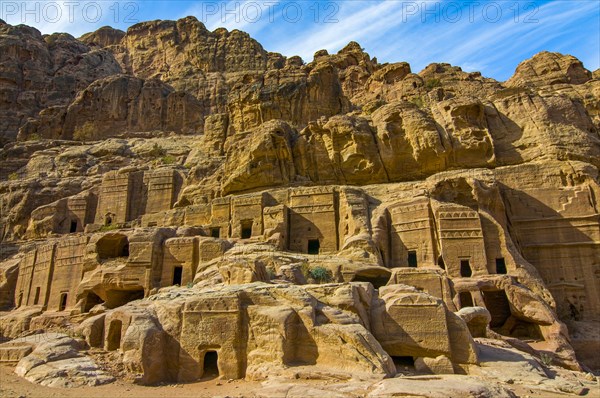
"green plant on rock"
161,154,177,165
539,352,553,366
8,172,19,181
309,266,333,283
410,96,424,108
99,224,119,232
148,143,167,158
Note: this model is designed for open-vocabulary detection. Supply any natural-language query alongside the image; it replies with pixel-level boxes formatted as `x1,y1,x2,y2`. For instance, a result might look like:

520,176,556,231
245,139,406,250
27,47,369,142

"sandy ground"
0,364,261,398
3,363,598,398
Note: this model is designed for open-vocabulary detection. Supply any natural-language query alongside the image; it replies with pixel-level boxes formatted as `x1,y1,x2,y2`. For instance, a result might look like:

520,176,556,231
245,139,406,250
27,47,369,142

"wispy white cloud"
1,0,142,37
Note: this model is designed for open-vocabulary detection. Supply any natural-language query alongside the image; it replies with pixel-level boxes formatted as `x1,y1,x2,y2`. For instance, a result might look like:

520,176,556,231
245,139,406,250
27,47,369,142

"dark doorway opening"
391,356,415,372
33,287,41,305
83,292,104,312
70,220,78,233
105,289,144,309
352,273,391,289
437,256,445,270
202,351,219,378
307,239,320,255
496,258,507,274
241,221,252,239
172,266,183,286
210,228,220,238
460,259,472,277
503,318,543,340
59,293,68,311
97,234,129,259
482,290,511,328
459,291,474,308
407,251,418,268
106,320,123,351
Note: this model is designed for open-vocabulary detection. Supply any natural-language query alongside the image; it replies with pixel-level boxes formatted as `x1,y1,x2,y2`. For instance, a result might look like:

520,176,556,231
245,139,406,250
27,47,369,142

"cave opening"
352,273,391,289
105,289,144,309
83,291,104,312
97,234,130,260
391,356,415,372
482,290,512,328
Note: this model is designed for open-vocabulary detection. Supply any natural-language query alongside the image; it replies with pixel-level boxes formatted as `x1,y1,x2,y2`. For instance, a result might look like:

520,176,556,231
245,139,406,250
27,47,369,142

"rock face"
18,74,204,140
0,16,599,390
3,333,114,387
0,21,122,144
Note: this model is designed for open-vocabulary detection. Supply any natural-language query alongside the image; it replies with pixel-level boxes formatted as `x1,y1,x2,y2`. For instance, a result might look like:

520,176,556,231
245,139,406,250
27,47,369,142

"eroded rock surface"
0,16,599,395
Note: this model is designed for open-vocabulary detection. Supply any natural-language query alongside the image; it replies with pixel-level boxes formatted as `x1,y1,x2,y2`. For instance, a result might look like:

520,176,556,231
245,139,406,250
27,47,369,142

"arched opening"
97,234,130,260
83,292,104,312
459,291,474,308
106,320,123,351
460,259,472,277
58,293,68,311
104,213,114,226
353,274,390,289
482,290,511,328
437,256,445,270
482,289,543,340
202,350,219,379
352,267,391,289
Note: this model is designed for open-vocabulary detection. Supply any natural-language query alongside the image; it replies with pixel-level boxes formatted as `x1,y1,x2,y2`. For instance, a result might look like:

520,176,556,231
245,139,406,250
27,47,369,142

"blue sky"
2,1,598,81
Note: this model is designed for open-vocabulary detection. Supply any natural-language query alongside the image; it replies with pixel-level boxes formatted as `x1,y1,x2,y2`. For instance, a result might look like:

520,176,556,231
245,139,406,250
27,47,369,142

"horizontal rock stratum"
0,16,599,396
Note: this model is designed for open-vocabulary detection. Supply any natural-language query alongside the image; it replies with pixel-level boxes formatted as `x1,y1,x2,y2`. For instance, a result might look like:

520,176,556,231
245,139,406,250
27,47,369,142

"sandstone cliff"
0,16,599,393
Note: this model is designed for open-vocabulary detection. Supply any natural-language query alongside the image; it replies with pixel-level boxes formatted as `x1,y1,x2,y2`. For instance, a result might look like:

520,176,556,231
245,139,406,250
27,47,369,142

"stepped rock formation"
0,17,599,396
